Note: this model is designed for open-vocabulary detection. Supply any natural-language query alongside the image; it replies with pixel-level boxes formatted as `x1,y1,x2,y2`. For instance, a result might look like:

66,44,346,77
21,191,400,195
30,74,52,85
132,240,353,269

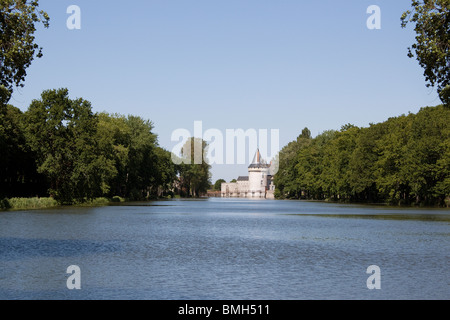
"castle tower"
248,149,271,198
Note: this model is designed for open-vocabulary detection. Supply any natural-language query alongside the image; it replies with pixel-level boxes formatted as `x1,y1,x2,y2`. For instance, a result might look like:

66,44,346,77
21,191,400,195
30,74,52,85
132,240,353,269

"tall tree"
153,147,177,197
179,138,211,197
125,115,158,199
0,0,50,105
96,112,167,200
274,128,312,199
96,112,130,197
401,0,450,106
23,88,116,204
0,104,46,197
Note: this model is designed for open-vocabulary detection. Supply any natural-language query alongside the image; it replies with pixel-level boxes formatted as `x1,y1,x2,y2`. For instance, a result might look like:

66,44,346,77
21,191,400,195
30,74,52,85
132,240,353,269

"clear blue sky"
10,0,441,182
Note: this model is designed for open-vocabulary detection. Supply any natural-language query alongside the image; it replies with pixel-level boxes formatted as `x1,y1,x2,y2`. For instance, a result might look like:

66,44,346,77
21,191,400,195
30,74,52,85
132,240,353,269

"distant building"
221,149,276,199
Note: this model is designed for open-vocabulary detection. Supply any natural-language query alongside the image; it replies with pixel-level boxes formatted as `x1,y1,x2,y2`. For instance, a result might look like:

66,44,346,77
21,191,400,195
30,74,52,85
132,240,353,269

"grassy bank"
0,196,127,211
1,197,59,211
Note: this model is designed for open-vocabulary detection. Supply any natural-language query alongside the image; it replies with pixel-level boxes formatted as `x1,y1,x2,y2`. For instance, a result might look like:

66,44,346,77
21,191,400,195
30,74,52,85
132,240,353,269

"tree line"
0,88,211,204
274,105,450,206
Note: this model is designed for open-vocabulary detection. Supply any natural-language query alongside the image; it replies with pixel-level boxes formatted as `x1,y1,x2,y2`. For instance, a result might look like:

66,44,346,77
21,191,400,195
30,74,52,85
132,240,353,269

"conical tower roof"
249,149,270,169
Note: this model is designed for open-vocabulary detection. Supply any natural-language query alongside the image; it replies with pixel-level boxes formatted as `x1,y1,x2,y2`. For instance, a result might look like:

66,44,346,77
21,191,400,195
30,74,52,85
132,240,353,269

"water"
0,198,448,300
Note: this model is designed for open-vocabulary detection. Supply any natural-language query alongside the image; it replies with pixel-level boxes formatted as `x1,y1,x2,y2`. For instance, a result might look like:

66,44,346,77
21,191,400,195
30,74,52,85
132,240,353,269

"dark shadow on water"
0,238,124,261
0,287,206,300
109,203,175,207
285,213,450,222
109,198,210,207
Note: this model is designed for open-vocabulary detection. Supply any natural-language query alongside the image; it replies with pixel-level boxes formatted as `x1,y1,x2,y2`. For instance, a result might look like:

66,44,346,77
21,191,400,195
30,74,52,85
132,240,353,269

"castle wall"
221,183,239,197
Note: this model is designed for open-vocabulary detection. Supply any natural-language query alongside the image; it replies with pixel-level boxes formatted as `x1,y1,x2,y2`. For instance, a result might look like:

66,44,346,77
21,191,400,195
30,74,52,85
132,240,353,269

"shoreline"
2,195,449,212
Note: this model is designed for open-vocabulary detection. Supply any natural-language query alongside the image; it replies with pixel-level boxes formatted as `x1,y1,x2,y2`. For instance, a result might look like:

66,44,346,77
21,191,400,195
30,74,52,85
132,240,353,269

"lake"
0,198,448,300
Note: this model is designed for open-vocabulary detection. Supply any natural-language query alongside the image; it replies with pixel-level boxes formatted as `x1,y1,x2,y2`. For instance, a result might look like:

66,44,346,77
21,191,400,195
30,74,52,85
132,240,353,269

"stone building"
221,149,276,199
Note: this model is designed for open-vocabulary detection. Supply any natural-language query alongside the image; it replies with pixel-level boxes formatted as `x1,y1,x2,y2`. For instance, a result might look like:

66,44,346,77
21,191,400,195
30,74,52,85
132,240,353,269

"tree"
300,127,312,140
214,179,226,191
96,112,129,197
274,128,312,199
96,112,162,200
274,106,449,206
0,0,50,105
124,115,158,199
153,147,177,197
178,138,211,197
401,106,449,204
0,104,46,197
401,0,450,106
23,88,116,204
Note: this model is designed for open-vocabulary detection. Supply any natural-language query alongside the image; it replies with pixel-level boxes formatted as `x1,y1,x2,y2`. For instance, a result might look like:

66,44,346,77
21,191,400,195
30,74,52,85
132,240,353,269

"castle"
221,149,276,199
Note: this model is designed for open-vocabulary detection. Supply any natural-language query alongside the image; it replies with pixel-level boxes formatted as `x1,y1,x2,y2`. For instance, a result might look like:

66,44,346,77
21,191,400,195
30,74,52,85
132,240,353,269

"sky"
10,0,442,183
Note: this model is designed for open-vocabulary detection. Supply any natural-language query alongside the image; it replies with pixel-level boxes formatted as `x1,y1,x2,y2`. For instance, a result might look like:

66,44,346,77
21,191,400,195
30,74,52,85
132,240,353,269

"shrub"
7,198,58,210
111,196,126,203
0,199,11,210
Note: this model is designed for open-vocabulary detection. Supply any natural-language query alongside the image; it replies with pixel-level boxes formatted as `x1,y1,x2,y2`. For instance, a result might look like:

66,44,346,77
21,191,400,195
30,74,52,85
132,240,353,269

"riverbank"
2,195,448,212
0,196,127,211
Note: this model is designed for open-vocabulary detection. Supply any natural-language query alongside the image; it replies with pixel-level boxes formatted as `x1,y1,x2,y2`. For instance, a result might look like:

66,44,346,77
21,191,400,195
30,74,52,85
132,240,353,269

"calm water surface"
0,198,448,300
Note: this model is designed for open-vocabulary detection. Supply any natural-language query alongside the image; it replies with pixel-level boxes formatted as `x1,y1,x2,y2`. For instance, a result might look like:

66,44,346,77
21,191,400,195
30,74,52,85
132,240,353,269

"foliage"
75,197,110,207
401,0,450,106
177,138,212,197
0,198,11,210
273,128,313,199
0,88,203,204
96,112,177,200
23,89,116,204
6,197,57,210
111,196,126,203
274,105,450,206
0,104,46,198
214,179,226,191
0,0,50,105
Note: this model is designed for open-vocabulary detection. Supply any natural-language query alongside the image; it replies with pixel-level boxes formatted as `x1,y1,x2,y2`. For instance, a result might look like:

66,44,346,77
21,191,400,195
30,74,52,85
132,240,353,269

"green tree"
0,104,46,197
178,138,211,197
96,112,130,197
125,115,158,199
348,124,383,202
96,112,173,200
23,88,116,204
153,147,177,197
96,112,161,200
373,114,413,203
330,125,360,201
274,128,312,199
0,0,50,105
214,179,226,191
401,0,450,106
275,106,449,206
434,124,450,205
296,130,336,200
401,106,450,204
